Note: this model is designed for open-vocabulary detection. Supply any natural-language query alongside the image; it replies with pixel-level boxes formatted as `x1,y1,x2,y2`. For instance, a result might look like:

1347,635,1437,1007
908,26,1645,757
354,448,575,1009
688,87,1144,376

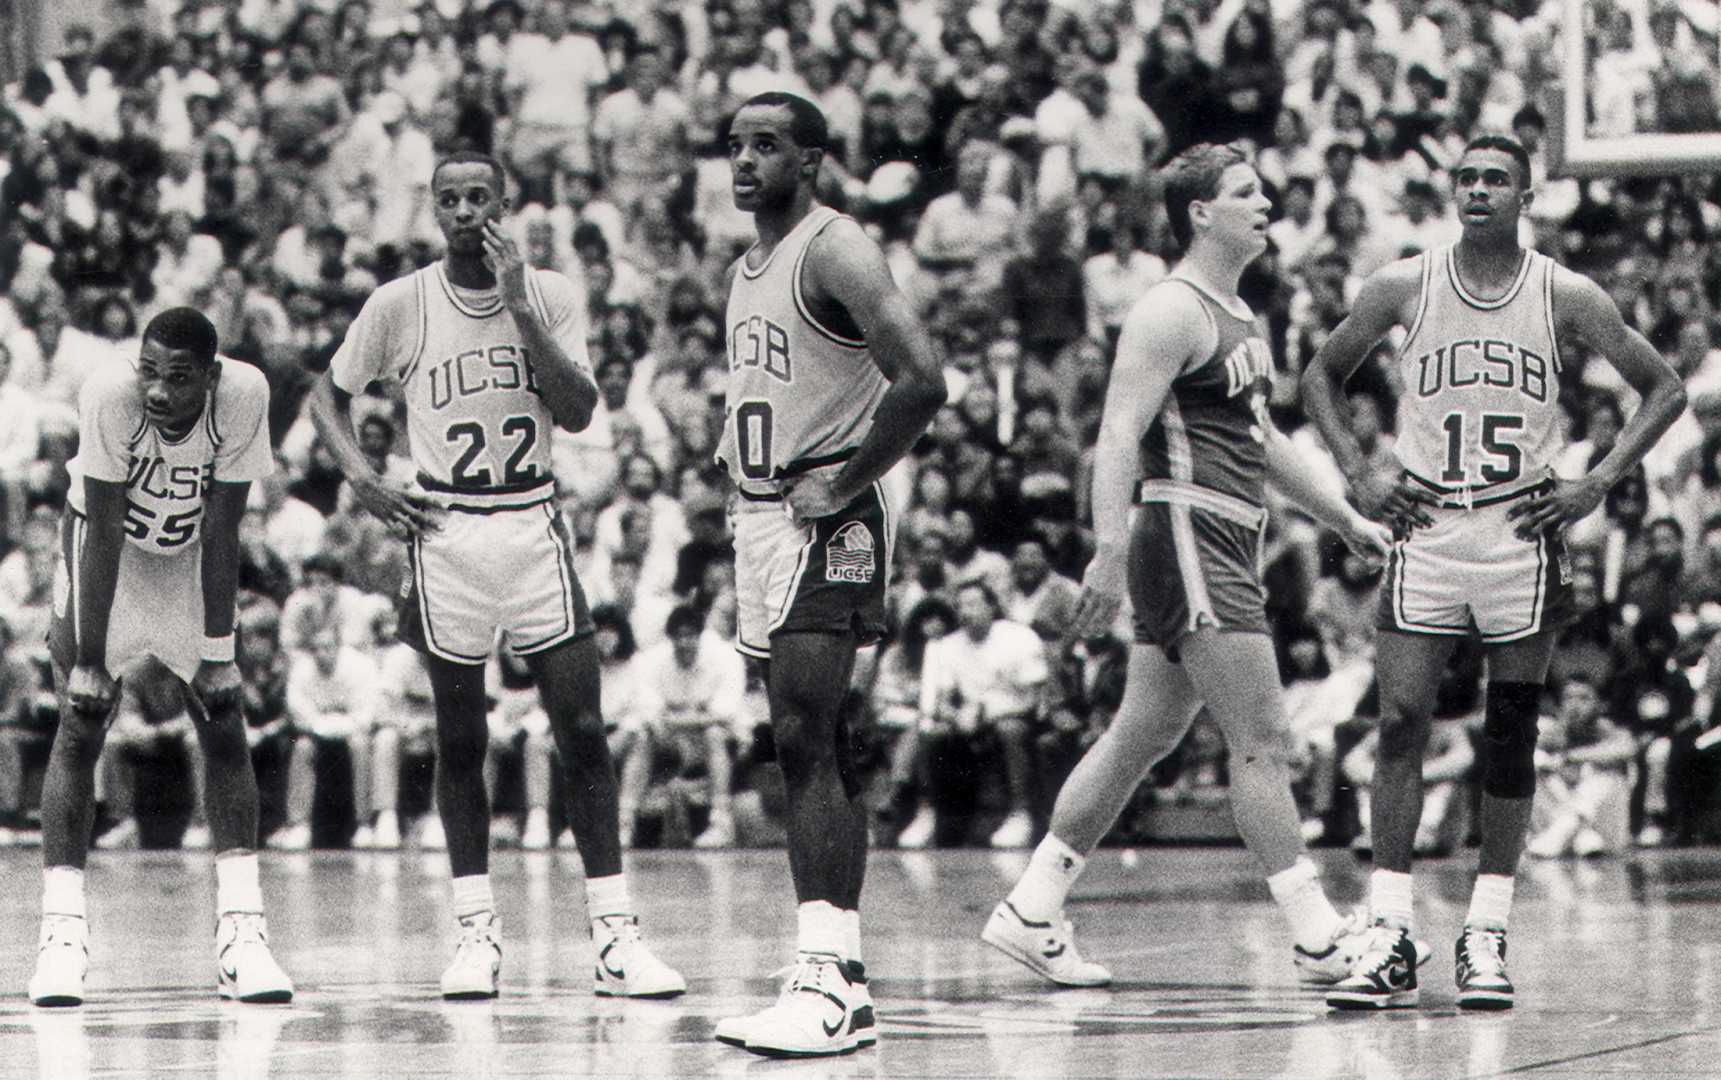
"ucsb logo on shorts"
826,521,875,583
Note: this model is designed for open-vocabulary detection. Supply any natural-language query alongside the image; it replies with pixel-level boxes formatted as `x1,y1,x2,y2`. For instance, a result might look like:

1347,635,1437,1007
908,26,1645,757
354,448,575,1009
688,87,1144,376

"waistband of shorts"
1134,479,1267,530
1404,470,1552,511
416,473,555,514
729,447,858,503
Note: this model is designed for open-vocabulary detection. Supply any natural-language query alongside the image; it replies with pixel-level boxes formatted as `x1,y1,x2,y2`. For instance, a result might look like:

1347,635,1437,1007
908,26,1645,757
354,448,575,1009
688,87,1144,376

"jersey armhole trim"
1541,255,1563,374
1401,250,1435,353
1158,278,1219,376
401,270,430,385
793,213,868,350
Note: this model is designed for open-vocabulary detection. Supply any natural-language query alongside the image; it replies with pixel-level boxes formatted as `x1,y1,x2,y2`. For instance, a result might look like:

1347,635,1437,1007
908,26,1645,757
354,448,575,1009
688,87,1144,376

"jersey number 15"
1441,411,1523,484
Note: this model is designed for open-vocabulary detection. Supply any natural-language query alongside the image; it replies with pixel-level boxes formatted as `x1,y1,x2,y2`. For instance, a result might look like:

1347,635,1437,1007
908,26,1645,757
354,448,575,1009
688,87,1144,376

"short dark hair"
734,91,829,152
143,307,218,365
1161,141,1251,250
665,605,705,639
1458,134,1532,189
432,150,507,194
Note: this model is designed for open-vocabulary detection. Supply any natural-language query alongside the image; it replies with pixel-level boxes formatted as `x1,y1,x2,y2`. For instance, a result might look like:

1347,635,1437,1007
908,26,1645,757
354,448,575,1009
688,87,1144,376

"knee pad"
1481,681,1541,799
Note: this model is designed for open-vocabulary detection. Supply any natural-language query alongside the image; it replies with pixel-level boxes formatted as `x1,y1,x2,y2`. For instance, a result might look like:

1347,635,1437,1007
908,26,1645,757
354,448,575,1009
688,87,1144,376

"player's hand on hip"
1069,542,1126,642
65,663,118,717
1341,513,1394,565
354,475,445,538
192,660,244,714
482,220,530,310
1508,475,1603,541
1354,465,1437,530
783,475,850,524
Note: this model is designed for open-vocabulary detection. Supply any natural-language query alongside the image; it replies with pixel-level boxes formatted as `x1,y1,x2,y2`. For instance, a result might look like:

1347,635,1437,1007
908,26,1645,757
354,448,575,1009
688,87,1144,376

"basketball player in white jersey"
711,92,946,1058
32,308,294,1006
1303,135,1686,1010
984,143,1400,995
307,151,684,1001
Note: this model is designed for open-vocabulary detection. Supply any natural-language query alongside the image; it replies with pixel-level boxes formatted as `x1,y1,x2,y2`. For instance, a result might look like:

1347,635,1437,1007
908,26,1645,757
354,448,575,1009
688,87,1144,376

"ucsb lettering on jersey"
426,345,540,410
1412,338,1551,403
1395,245,1563,487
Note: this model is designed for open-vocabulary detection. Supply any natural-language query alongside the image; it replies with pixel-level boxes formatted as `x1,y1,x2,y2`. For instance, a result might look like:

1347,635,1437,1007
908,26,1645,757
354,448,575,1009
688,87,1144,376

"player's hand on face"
1069,541,1126,643
354,475,445,538
191,659,244,714
65,663,118,718
1507,475,1604,541
1354,465,1437,530
481,220,529,310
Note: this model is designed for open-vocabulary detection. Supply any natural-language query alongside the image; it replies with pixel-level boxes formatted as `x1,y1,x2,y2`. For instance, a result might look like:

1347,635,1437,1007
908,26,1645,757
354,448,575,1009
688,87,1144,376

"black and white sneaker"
1455,925,1513,1010
1326,923,1419,1010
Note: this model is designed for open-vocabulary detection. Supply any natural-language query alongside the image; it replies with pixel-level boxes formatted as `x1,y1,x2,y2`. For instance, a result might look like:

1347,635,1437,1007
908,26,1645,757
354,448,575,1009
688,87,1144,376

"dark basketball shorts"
731,481,895,659
1377,474,1574,642
1129,480,1270,658
399,502,594,664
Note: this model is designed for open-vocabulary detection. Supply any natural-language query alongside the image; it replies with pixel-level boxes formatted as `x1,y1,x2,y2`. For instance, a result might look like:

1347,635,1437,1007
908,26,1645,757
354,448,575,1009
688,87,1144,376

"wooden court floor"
1,846,1719,1078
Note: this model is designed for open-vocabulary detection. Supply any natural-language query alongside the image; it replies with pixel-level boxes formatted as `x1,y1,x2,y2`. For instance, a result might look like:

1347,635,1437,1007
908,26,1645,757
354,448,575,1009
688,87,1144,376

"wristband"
201,633,236,663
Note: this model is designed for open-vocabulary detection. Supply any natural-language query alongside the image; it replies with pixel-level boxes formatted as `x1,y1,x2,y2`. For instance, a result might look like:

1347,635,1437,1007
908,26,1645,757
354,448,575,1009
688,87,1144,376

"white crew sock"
842,908,862,964
1369,868,1415,929
1005,833,1087,922
1466,874,1514,931
43,866,86,919
796,900,846,959
1266,858,1344,952
215,851,264,914
585,873,632,922
452,874,494,920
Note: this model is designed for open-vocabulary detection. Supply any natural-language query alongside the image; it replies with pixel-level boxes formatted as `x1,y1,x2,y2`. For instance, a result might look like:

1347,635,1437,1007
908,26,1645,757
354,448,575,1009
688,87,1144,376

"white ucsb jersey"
66,356,274,553
1396,244,1564,488
719,205,888,495
331,263,589,511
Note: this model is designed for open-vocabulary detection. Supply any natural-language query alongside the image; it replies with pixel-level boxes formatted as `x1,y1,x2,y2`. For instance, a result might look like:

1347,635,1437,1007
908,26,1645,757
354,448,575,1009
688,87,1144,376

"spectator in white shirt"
621,607,748,848
916,581,1051,848
500,0,608,201
1069,68,1164,194
911,139,1016,304
277,623,384,849
1082,220,1167,347
592,43,689,221
43,25,122,142
147,210,225,316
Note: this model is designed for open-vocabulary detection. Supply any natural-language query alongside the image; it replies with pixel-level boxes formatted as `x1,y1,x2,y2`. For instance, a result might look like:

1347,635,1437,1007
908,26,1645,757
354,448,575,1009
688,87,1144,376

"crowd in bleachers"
2,0,1721,854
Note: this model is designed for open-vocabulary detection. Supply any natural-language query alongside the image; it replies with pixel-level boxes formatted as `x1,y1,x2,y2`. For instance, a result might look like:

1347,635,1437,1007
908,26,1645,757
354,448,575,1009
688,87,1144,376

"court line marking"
1478,1026,1721,1077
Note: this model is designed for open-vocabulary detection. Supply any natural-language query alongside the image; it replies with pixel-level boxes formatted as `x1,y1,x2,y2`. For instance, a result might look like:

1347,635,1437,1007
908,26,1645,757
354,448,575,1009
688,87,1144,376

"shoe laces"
1460,927,1506,977
772,953,841,1002
224,912,269,948
594,914,641,946
41,914,87,949
1354,924,1407,972
455,913,499,953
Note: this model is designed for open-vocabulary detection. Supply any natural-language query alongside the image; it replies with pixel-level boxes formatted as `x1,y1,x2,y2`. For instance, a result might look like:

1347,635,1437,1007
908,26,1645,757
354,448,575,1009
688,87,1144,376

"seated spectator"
1527,675,1638,858
1344,710,1477,858
237,600,300,847
96,657,210,851
374,633,441,850
482,647,555,850
864,596,956,846
277,623,382,850
910,580,1049,849
1616,614,1697,847
619,606,747,849
281,551,388,652
0,614,47,844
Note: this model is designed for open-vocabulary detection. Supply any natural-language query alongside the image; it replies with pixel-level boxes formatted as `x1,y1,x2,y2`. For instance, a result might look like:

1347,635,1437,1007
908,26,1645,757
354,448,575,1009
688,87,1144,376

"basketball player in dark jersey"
985,143,1399,990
